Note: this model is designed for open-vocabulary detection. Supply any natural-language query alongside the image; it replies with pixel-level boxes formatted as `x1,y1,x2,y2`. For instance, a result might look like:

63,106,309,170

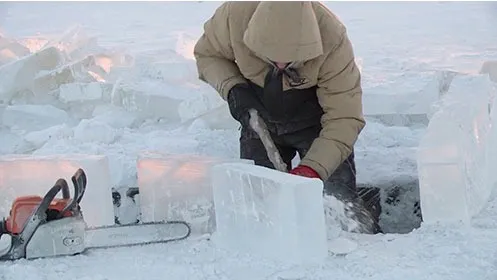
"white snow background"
1,1,497,279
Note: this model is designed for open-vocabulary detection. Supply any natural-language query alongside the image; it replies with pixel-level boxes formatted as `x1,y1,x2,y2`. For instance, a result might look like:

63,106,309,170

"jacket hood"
243,1,323,63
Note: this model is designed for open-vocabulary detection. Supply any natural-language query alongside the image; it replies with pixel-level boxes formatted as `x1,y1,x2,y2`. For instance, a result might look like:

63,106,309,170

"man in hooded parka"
194,1,381,233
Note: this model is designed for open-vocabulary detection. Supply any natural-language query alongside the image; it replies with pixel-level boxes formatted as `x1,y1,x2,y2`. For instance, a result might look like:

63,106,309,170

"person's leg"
239,126,295,171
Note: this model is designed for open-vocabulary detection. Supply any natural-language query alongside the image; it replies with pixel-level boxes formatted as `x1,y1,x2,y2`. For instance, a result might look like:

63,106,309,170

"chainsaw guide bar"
0,168,191,261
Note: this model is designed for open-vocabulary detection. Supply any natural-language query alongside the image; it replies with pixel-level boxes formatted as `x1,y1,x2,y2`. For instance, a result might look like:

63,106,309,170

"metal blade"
84,221,191,250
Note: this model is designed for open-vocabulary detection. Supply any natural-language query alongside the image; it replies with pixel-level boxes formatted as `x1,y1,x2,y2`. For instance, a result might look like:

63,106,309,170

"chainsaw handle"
72,168,87,204
57,178,70,199
57,168,87,218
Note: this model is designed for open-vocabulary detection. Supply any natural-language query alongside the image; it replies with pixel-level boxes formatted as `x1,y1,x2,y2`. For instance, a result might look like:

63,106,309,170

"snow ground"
1,1,497,279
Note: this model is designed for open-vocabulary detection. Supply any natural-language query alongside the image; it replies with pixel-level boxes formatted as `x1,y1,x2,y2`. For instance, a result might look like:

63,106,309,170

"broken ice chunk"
94,52,134,72
116,83,185,121
144,60,197,85
17,36,49,53
211,163,328,264
0,46,63,103
2,104,70,131
137,152,253,235
48,25,103,61
177,86,226,123
32,55,99,95
91,104,138,129
24,124,74,149
0,38,31,65
480,61,497,83
0,129,32,154
73,119,118,144
57,82,113,103
0,154,114,227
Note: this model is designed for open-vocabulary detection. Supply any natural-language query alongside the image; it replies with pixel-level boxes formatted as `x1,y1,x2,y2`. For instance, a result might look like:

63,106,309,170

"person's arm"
299,31,365,180
193,2,247,100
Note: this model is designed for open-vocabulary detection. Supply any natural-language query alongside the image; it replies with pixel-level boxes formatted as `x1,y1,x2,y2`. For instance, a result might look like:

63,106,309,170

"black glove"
227,83,266,125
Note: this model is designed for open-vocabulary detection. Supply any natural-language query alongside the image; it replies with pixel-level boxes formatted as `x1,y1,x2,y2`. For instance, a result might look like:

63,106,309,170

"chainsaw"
0,168,191,261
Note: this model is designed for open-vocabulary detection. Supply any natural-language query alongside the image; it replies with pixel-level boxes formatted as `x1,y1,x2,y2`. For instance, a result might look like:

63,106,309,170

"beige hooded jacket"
194,1,365,180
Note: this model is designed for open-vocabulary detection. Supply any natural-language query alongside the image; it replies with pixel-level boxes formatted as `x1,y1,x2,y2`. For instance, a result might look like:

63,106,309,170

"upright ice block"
417,74,495,225
0,154,114,228
211,162,328,265
136,152,253,235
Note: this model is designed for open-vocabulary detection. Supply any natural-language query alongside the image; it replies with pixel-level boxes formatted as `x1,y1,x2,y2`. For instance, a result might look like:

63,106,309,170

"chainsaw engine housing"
0,168,88,260
26,215,86,259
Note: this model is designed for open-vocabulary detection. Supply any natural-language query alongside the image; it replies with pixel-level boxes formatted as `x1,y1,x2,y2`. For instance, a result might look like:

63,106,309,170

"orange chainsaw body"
4,195,72,235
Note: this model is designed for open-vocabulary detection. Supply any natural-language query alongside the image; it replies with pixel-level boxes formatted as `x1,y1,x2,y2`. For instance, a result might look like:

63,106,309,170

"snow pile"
417,73,497,225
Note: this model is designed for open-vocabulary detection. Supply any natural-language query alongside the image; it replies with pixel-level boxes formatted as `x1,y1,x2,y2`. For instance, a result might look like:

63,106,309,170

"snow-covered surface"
1,1,497,279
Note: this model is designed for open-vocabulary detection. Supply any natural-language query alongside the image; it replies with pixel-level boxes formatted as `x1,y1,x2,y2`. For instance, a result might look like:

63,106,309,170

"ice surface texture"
0,154,114,227
137,152,253,235
211,162,328,265
480,61,497,83
417,74,497,225
2,104,71,132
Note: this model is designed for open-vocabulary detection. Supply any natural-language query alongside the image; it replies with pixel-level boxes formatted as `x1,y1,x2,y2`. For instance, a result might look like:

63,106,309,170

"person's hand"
289,165,320,179
227,83,266,125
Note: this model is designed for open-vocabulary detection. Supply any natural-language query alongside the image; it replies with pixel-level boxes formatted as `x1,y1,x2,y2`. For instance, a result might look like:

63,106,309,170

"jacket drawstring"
268,61,306,87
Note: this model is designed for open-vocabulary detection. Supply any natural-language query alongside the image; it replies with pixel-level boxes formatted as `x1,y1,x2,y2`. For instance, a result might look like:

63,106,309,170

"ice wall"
417,73,497,225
